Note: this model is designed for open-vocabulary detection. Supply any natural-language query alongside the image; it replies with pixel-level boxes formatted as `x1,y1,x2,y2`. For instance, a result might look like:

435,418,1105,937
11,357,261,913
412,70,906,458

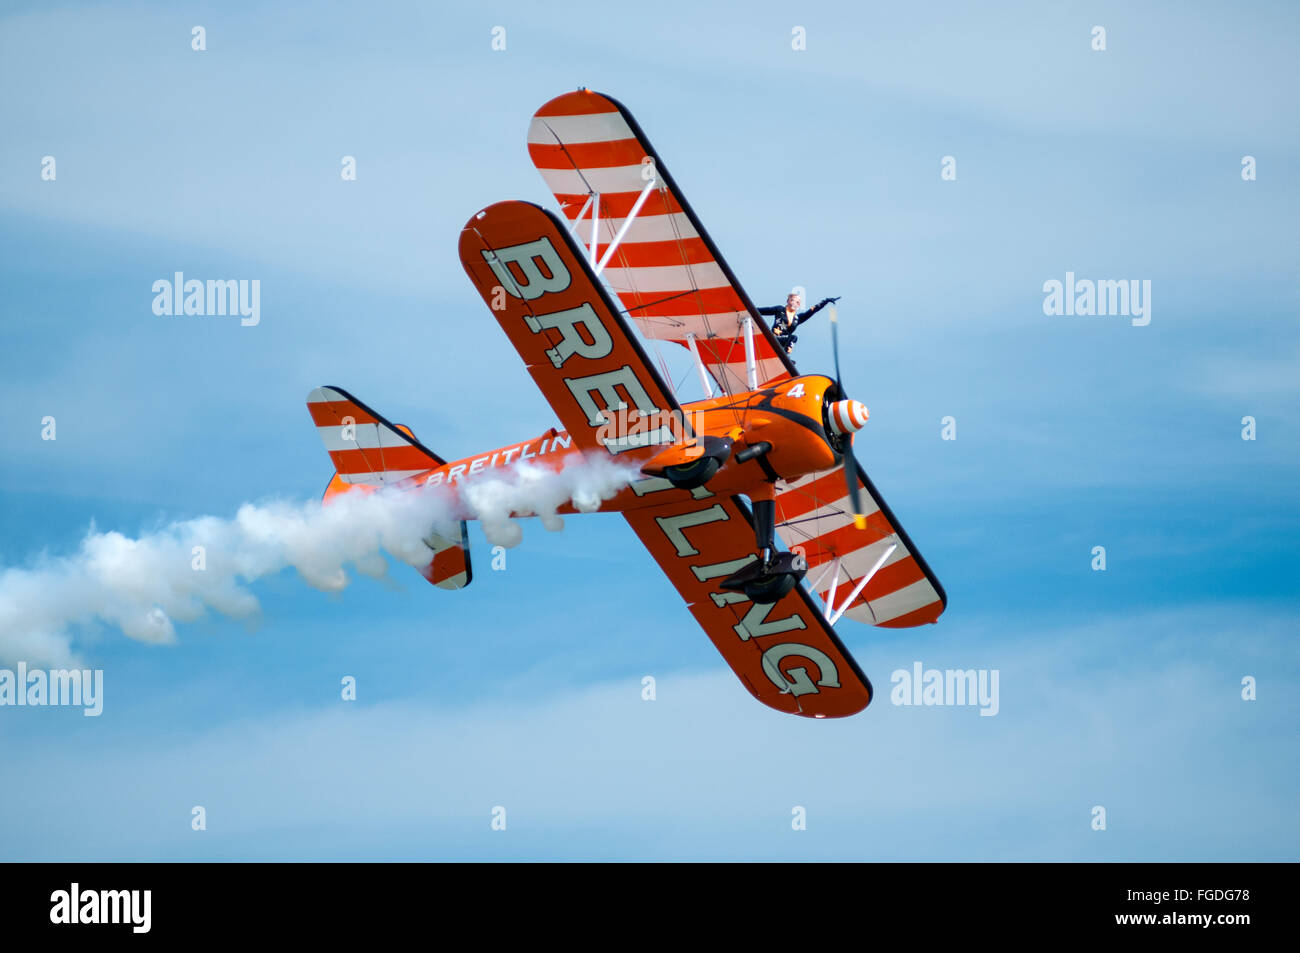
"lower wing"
624,491,873,718
775,461,947,628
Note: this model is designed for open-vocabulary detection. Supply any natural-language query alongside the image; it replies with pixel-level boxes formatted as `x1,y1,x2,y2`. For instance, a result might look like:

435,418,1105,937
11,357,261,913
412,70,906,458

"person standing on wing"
758,290,840,354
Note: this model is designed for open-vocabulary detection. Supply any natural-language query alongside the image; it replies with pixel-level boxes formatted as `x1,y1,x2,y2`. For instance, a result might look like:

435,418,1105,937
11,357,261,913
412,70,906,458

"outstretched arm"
755,306,785,317
794,296,840,326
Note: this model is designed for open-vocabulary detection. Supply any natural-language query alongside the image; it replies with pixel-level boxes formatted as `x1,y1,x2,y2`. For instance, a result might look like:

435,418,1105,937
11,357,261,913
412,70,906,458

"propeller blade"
829,305,842,387
829,305,867,529
844,443,867,530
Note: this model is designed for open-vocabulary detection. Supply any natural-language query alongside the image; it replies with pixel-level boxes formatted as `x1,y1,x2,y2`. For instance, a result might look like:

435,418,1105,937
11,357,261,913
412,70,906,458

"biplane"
306,90,946,718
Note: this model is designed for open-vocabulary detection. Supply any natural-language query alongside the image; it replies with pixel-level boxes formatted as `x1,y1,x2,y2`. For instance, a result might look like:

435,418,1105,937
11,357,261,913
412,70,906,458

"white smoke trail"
0,454,640,666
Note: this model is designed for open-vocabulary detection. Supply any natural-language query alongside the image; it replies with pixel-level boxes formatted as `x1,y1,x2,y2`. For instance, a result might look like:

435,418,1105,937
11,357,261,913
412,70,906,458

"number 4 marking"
787,383,805,398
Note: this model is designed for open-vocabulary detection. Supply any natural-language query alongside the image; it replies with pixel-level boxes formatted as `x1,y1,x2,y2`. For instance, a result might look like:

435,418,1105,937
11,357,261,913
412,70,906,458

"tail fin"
307,385,445,486
306,385,472,590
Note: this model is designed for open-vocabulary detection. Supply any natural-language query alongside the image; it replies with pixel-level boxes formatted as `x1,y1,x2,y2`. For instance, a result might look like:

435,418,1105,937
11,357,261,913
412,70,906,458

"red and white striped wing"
774,462,947,628
528,90,793,397
306,386,443,486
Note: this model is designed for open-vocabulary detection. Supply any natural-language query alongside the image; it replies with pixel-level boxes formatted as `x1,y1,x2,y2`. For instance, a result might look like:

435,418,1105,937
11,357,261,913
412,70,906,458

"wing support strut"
565,192,603,269
819,556,843,610
567,193,597,256
743,316,758,389
827,542,897,626
595,176,657,276
685,331,714,398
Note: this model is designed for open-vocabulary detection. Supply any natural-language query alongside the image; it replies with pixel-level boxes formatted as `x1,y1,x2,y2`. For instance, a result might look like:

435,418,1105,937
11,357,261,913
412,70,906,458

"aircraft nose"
827,399,869,435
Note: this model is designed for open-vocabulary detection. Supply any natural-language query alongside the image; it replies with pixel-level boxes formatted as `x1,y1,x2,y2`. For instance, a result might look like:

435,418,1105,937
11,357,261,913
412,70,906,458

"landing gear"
663,435,733,490
720,498,807,604
722,551,807,603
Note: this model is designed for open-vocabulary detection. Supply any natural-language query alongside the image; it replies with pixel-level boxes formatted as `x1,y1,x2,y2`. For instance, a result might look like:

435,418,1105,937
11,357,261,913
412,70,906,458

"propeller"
827,306,870,530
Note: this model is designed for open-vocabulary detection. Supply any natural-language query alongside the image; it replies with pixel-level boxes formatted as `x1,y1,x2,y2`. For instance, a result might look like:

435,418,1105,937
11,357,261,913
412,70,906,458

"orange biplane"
307,90,946,718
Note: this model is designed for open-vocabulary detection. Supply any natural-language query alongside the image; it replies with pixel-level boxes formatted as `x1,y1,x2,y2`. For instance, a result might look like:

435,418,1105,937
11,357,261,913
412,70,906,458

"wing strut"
595,176,657,275
561,176,659,277
819,555,843,609
685,331,715,398
567,192,598,265
743,316,758,389
827,541,897,625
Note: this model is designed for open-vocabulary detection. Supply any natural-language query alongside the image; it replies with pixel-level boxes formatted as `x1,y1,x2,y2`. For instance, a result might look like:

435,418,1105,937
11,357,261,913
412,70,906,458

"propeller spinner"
826,398,869,435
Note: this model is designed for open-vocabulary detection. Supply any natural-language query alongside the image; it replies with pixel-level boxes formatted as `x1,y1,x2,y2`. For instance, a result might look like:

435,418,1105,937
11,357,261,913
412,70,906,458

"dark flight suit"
757,297,839,352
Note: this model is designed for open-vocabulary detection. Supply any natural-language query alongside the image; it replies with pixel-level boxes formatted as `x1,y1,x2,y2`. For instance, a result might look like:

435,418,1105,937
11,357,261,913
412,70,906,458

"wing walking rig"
306,90,947,719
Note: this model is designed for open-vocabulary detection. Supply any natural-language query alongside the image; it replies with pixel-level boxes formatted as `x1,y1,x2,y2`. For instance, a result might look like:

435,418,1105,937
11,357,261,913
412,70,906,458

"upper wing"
459,200,689,454
774,461,947,628
624,490,873,718
527,90,794,396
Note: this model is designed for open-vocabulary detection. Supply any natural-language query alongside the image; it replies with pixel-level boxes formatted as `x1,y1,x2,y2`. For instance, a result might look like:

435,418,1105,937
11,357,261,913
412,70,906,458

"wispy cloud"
2,605,1294,860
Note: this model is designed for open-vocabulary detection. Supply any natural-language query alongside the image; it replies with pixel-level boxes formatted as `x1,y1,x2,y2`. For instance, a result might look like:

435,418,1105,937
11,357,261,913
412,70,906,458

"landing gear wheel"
743,570,800,604
721,552,808,604
664,454,721,490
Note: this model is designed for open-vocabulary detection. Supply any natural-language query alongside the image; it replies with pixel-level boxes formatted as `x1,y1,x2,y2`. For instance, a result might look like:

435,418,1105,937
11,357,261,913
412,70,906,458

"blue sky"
0,0,1297,860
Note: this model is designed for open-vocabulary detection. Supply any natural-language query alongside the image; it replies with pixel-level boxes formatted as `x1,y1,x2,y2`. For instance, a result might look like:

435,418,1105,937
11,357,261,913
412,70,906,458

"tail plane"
306,385,471,590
